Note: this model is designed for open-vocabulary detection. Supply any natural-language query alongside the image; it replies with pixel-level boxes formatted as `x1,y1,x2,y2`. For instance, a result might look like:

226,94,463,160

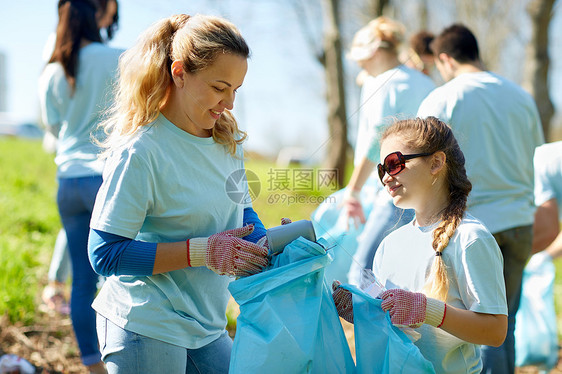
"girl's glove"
332,280,354,323
187,225,269,277
380,288,446,328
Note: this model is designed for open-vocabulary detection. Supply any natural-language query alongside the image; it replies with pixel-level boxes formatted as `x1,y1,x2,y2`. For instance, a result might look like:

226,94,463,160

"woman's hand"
187,225,269,277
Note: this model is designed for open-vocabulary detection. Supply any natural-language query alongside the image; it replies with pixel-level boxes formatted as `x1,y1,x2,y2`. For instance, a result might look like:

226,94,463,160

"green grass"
0,138,60,323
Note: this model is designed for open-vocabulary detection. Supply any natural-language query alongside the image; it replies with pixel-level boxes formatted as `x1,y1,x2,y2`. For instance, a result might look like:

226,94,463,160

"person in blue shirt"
417,24,544,374
333,117,507,373
38,0,123,372
87,14,271,373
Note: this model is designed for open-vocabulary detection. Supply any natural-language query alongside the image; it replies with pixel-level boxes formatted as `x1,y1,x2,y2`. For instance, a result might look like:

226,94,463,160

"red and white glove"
187,225,269,277
380,289,446,328
332,280,354,324
256,217,292,248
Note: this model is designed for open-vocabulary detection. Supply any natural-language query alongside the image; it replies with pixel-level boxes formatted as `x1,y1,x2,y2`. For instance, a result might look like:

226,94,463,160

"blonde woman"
88,14,269,373
333,117,507,373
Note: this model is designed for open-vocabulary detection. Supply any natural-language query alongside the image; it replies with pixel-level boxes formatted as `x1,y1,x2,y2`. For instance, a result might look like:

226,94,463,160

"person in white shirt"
333,117,507,373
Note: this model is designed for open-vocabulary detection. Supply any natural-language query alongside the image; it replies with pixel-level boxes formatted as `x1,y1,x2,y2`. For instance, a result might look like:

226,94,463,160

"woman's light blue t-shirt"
90,114,248,349
38,43,122,178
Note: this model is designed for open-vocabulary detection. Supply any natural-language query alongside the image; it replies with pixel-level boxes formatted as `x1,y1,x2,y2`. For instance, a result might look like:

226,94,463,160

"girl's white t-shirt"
373,214,507,373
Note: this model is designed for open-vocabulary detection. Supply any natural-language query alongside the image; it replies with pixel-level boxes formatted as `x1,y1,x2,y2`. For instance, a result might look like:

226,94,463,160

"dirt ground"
1,307,562,373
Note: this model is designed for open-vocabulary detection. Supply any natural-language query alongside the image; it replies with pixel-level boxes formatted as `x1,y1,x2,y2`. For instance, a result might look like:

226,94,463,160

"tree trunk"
322,0,348,187
523,0,555,140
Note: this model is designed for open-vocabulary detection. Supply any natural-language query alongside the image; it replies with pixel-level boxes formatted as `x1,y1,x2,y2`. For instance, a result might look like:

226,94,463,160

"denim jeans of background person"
58,175,104,365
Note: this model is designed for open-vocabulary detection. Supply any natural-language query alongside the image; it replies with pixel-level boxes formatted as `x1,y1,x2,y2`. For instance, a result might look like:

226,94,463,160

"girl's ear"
430,151,447,175
170,60,185,88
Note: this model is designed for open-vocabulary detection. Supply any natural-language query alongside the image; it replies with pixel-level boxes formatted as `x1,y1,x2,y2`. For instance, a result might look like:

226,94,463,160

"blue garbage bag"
515,252,558,370
341,284,435,374
311,176,379,283
228,237,355,374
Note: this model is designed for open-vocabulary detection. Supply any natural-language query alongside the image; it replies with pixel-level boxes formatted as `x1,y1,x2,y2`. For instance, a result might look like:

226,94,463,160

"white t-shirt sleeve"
38,64,68,130
534,145,556,206
91,146,154,239
453,233,507,315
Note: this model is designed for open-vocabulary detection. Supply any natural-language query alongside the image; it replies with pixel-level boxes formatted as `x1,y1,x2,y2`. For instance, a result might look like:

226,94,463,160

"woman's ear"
430,151,447,175
170,60,185,88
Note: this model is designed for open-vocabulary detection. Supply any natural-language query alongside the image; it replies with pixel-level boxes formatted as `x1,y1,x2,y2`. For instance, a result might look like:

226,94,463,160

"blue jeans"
481,225,533,374
57,175,103,365
348,196,415,286
96,315,233,373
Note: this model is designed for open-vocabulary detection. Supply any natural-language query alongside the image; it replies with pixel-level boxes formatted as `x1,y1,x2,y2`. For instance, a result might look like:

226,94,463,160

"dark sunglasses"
377,151,433,183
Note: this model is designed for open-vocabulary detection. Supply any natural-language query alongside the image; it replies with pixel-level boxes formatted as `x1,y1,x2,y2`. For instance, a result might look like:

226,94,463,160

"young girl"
88,14,270,373
333,117,507,373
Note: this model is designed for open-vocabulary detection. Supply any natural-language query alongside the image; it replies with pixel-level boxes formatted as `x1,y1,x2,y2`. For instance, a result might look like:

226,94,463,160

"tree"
292,0,390,187
321,0,348,187
522,0,556,139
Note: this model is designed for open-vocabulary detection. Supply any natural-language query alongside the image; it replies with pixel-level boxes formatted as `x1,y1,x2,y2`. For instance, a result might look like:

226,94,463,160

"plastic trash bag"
340,284,436,374
515,252,558,370
311,176,379,283
228,237,355,374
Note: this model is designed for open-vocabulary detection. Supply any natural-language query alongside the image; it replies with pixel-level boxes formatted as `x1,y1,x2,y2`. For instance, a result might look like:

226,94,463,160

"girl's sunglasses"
377,151,433,183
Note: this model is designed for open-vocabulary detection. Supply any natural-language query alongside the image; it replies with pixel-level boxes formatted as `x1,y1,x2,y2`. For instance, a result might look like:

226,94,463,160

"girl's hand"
380,288,446,328
332,280,354,323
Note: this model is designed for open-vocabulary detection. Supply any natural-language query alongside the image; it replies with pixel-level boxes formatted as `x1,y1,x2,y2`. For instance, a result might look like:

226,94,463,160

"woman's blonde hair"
99,14,249,155
380,117,472,301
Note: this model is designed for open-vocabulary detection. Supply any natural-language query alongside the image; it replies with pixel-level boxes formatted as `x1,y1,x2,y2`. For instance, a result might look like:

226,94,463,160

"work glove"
187,225,269,277
332,280,354,324
256,217,293,248
380,289,446,328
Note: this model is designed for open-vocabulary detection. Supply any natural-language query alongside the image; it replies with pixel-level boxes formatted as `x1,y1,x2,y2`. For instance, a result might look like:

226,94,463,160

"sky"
0,0,561,160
